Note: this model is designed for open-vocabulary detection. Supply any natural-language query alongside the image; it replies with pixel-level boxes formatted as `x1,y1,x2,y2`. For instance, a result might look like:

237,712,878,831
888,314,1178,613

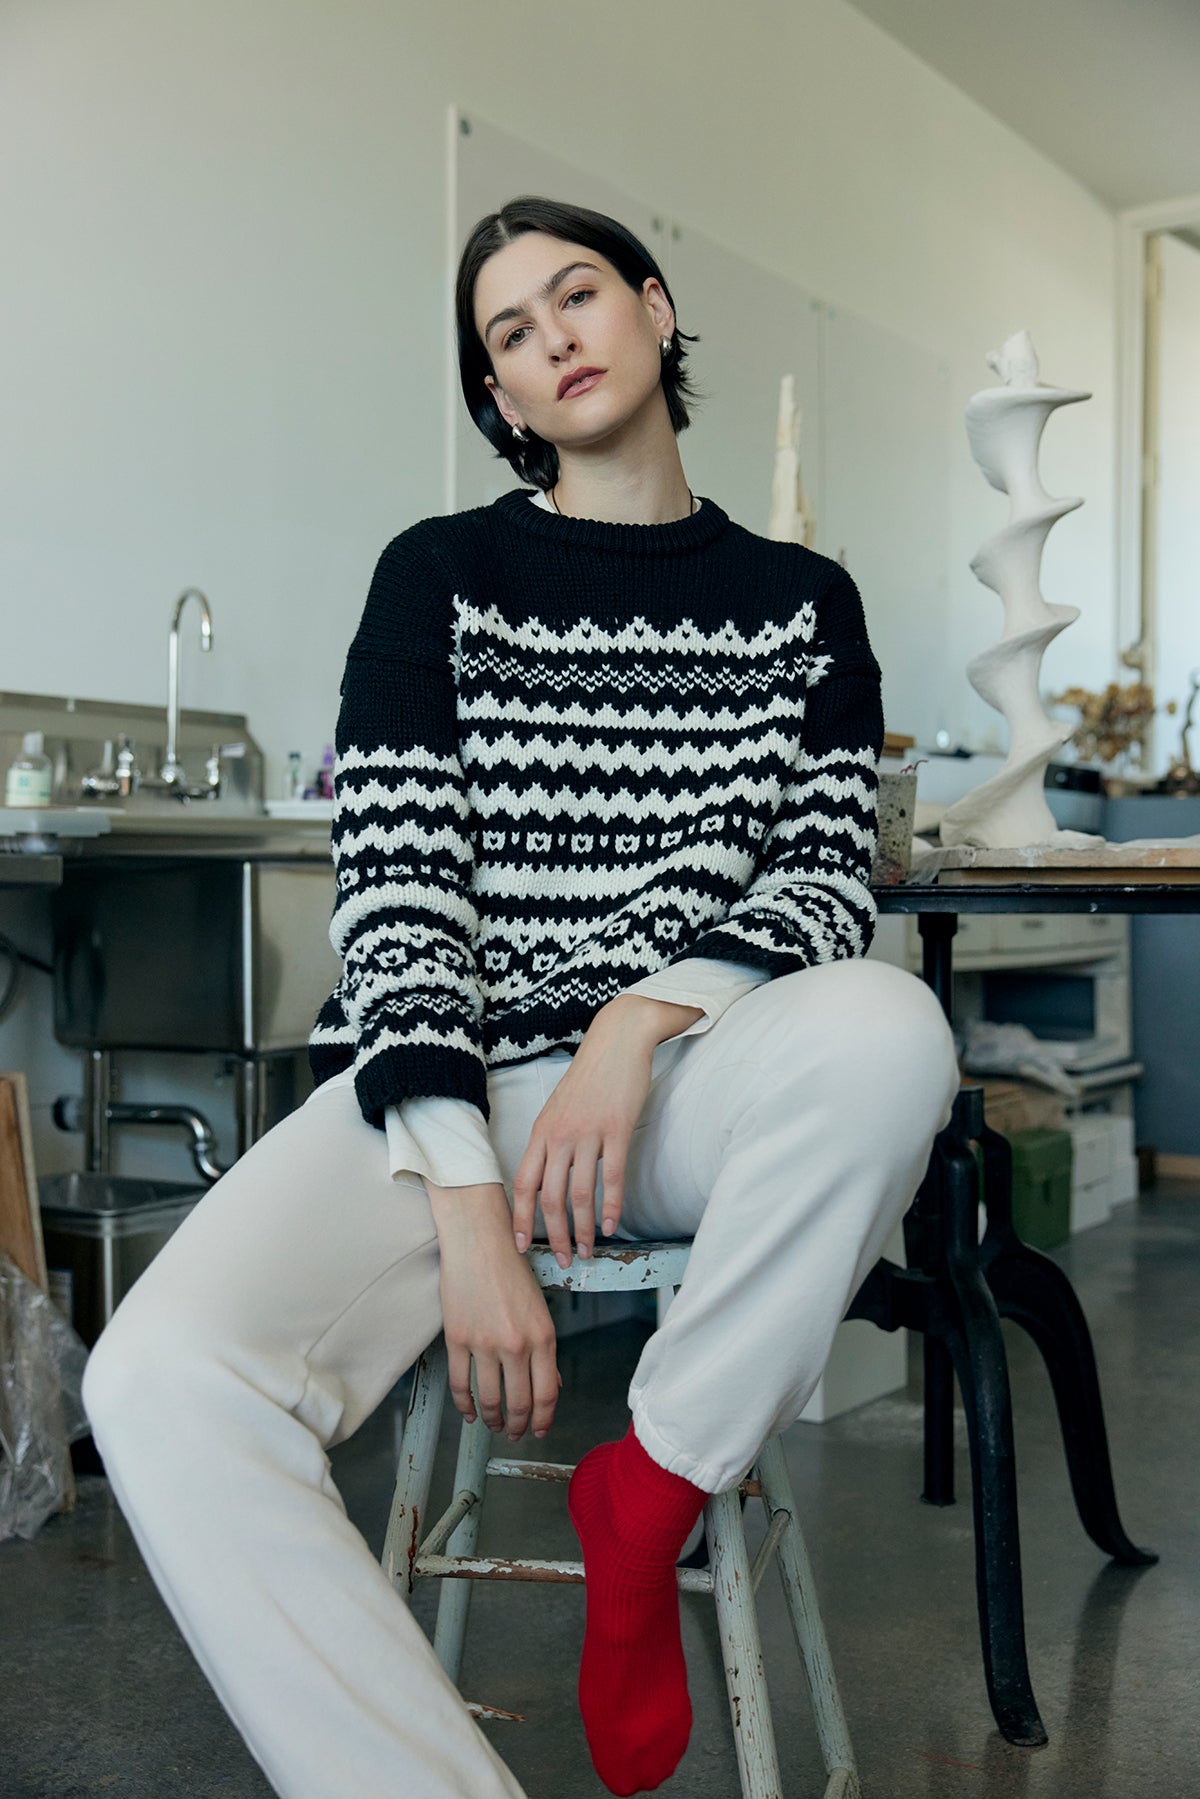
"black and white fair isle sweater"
308,486,884,1130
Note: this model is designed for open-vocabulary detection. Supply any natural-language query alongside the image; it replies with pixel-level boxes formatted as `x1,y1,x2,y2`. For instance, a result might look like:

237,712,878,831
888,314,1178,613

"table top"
874,880,1200,915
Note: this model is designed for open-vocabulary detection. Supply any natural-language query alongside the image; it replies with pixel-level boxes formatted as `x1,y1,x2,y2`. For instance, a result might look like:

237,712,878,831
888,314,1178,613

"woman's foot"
567,1423,709,1795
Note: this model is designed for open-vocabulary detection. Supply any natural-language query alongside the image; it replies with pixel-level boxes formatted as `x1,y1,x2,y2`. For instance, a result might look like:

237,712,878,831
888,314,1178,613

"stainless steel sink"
53,857,340,1054
38,1173,206,1345
39,1171,206,1223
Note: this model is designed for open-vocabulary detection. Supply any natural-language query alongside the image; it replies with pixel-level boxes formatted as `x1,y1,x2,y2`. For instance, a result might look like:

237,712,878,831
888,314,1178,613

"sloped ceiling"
846,0,1200,212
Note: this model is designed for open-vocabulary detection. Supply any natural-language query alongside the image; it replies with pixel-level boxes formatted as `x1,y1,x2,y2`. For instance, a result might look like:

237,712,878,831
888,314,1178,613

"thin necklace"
548,484,696,518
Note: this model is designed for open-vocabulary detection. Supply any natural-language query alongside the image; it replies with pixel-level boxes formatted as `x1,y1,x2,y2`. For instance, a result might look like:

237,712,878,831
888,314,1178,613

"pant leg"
82,1069,540,1799
556,957,959,1495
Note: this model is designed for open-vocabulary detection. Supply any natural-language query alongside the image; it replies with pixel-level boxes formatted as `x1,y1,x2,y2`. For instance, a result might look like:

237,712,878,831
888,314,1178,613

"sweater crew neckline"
493,485,730,556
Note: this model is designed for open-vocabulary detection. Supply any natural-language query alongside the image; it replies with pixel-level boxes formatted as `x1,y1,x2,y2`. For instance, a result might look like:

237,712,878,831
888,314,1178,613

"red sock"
567,1422,709,1795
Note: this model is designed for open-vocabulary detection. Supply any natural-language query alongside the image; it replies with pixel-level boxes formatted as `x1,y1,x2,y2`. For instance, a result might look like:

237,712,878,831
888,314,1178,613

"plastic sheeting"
0,1254,90,1541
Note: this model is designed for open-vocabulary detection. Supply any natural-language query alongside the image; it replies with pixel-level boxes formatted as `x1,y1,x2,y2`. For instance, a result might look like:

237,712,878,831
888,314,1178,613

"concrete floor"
3,1185,1198,1798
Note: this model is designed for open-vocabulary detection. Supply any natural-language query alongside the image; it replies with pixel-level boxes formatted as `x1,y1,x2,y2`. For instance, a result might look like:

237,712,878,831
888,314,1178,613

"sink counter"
91,809,333,860
2,809,333,877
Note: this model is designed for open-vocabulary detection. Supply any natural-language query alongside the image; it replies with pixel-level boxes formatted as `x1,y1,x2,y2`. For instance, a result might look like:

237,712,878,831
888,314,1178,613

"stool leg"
382,1336,448,1594
706,1485,784,1798
755,1437,860,1796
433,1414,493,1683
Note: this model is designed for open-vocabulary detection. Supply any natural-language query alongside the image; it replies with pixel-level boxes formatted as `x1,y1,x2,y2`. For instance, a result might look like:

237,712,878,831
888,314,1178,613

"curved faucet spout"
162,587,214,785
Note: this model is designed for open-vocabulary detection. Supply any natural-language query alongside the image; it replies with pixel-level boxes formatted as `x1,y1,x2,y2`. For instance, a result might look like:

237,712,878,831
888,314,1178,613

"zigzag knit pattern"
309,487,884,1128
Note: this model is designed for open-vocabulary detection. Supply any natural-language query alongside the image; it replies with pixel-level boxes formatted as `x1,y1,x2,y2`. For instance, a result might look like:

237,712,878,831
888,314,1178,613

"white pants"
82,958,958,1799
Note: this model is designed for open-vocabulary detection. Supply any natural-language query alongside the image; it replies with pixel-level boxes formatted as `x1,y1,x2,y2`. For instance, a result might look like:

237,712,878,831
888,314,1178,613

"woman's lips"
560,371,605,399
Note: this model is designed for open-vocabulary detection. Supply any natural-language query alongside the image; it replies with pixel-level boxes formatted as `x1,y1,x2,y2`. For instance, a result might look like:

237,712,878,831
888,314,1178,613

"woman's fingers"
530,1339,560,1439
447,1342,476,1423
500,1353,533,1442
540,1145,576,1267
570,1146,601,1259
474,1353,505,1432
600,1140,625,1238
510,1142,543,1253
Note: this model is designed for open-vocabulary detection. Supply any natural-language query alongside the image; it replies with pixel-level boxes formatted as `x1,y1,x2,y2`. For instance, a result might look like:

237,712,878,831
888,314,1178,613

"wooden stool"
382,1240,860,1799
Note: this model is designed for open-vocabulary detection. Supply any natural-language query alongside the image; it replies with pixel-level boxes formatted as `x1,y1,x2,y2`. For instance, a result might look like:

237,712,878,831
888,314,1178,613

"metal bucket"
38,1173,205,1347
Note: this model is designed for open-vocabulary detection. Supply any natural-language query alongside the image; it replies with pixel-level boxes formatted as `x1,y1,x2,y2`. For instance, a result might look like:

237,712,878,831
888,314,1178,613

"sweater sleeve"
322,533,489,1129
666,564,883,977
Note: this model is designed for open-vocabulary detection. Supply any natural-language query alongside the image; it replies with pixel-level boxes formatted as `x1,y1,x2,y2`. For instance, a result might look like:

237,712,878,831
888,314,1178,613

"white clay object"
768,373,815,548
941,330,1099,849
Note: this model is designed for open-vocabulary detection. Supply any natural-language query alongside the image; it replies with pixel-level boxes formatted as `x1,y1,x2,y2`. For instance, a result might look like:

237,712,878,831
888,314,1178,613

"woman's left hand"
510,999,669,1265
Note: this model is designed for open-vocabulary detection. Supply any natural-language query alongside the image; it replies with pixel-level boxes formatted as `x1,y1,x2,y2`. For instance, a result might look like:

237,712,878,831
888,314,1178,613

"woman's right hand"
425,1180,561,1443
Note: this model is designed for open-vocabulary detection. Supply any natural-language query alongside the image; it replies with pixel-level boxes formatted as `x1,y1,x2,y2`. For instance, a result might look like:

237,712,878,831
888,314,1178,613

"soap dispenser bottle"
5,731,54,807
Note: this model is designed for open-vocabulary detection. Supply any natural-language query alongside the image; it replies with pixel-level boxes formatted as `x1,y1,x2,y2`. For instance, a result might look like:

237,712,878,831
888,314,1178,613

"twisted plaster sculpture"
940,331,1095,849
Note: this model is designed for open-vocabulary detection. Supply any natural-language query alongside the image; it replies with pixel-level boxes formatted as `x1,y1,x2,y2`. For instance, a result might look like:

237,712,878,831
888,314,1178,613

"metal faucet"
159,587,213,788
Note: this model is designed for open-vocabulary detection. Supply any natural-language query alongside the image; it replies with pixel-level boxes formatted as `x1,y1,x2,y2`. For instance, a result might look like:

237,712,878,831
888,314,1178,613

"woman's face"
474,231,673,453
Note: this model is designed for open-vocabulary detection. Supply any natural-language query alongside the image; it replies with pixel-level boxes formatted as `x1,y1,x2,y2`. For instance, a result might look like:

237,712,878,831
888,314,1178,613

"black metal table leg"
976,1120,1158,1567
852,1087,1048,1744
921,1339,956,1506
918,911,958,1505
934,1089,1047,1746
855,887,1161,1748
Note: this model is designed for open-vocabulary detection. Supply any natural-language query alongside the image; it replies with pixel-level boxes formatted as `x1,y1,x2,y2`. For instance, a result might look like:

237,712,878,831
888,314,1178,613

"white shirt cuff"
384,1095,504,1189
619,955,769,1042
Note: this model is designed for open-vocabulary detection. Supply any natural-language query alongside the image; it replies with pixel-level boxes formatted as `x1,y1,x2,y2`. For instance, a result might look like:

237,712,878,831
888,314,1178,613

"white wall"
0,0,1121,1174
1155,231,1200,729
1,0,1119,774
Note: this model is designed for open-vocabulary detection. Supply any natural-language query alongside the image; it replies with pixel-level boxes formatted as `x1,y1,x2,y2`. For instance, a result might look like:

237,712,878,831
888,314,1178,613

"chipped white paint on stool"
382,1239,860,1799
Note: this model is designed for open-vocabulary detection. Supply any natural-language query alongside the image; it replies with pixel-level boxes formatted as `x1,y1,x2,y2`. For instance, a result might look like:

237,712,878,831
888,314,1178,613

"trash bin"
38,1174,205,1348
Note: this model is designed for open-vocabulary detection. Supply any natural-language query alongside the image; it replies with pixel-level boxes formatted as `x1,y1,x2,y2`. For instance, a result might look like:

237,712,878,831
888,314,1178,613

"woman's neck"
546,463,695,525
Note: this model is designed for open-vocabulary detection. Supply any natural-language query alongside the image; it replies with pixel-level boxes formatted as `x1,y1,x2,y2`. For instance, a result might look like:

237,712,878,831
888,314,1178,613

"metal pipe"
82,1050,112,1174
162,588,213,785
105,1102,228,1182
55,1091,228,1183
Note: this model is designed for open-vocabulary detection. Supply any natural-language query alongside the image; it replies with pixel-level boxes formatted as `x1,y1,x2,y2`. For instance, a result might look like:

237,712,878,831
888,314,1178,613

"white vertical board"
453,112,665,511
1155,231,1200,722
661,223,821,538
823,308,951,745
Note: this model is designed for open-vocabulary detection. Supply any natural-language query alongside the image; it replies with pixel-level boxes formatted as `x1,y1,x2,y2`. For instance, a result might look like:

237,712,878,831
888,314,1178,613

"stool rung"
485,1457,574,1481
749,1508,791,1596
464,1700,526,1724
416,1488,479,1559
484,1456,762,1501
415,1551,714,1594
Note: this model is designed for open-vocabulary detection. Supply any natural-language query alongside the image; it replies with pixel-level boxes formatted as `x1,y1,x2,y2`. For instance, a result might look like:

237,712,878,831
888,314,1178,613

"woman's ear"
642,277,674,340
485,372,521,433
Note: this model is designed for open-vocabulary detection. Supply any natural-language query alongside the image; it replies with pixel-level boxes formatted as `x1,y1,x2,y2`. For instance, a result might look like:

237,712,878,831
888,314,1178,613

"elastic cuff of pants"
628,1394,745,1497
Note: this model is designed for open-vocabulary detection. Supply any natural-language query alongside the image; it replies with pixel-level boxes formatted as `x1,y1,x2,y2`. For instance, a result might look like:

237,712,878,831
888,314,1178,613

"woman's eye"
503,290,594,350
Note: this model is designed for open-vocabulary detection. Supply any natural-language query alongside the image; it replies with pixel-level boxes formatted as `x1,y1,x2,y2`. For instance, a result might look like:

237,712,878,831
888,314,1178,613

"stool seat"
382,1239,860,1798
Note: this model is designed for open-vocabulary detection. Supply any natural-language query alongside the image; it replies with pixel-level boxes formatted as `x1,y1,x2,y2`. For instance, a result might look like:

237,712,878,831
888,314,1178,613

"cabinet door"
991,913,1126,959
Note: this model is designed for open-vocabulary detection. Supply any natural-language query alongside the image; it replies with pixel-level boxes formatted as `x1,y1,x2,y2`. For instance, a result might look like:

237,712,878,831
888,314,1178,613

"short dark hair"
455,195,704,491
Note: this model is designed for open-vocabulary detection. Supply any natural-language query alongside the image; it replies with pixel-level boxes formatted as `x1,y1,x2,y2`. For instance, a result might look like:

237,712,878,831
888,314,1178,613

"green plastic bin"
1007,1127,1073,1250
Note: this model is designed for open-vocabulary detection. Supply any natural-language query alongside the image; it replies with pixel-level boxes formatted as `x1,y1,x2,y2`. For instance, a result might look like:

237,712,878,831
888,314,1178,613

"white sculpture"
941,330,1096,849
768,374,815,547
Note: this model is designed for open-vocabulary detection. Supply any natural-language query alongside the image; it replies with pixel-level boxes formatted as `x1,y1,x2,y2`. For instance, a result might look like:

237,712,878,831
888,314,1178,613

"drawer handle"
1020,919,1047,930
